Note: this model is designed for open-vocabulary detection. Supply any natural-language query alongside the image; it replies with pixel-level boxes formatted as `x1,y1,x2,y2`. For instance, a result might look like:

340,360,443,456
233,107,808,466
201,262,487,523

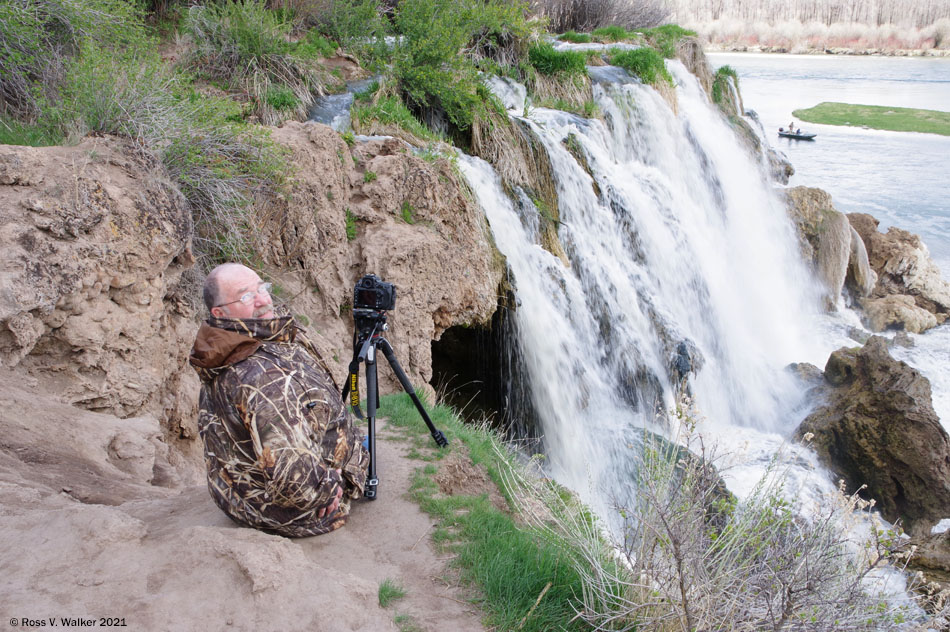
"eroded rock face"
794,336,950,535
849,212,950,333
0,138,201,457
260,122,503,391
784,187,857,309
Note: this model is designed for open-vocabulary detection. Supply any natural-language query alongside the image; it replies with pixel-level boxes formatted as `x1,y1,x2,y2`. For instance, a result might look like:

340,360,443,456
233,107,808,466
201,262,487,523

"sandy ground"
0,373,487,632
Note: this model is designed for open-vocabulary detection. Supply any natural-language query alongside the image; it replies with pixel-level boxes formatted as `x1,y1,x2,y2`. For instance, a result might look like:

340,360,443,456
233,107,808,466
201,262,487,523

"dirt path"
0,375,486,632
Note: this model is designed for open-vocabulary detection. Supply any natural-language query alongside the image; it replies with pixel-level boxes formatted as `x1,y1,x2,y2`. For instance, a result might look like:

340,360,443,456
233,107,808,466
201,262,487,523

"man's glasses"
215,282,272,308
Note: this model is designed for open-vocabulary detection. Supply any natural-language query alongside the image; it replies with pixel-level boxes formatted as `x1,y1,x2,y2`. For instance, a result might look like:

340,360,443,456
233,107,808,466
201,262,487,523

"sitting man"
189,263,368,537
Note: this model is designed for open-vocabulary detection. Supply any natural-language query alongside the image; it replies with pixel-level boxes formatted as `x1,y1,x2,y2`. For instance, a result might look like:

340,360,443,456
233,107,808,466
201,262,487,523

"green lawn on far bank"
793,102,950,136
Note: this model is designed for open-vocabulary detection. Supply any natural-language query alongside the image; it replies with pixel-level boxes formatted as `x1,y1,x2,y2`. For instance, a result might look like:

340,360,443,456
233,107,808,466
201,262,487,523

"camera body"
353,274,396,311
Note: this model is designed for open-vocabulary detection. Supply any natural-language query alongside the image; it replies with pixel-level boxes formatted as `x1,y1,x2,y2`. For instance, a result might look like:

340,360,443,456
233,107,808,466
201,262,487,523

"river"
708,52,950,276
709,51,950,430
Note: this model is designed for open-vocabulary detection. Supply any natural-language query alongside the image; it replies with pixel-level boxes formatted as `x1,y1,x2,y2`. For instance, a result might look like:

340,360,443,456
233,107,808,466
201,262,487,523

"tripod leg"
377,338,448,448
364,344,379,499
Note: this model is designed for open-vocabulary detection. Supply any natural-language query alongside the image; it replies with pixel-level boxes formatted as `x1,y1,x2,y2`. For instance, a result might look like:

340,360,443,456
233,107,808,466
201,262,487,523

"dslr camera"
353,274,396,311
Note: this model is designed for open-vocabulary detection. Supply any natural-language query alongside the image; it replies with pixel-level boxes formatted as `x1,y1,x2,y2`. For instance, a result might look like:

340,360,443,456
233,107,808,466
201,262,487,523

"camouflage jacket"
189,315,368,537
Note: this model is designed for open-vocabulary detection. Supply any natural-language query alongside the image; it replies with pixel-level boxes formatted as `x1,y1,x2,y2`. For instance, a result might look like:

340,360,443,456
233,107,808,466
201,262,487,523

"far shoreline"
703,43,950,58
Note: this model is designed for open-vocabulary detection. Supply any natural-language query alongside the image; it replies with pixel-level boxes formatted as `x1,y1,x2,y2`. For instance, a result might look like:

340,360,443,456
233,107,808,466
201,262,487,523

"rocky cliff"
0,121,503,628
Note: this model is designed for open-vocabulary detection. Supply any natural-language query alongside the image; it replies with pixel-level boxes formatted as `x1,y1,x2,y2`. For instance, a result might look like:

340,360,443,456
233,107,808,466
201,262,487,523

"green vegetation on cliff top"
793,102,950,136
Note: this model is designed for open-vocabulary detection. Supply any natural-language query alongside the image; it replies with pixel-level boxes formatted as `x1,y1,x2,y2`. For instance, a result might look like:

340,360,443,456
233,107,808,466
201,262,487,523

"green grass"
609,47,673,87
0,116,62,146
351,94,441,143
528,43,587,77
558,30,591,43
637,24,697,58
399,200,415,224
378,578,407,607
793,102,950,136
379,392,597,632
592,25,629,42
712,65,739,109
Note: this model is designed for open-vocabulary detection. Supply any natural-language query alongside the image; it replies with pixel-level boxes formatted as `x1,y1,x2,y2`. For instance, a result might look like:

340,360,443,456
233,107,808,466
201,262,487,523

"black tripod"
342,308,448,500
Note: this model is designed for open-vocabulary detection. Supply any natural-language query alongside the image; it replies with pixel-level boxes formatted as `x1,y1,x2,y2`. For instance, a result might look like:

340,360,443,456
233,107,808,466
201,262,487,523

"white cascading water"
459,60,850,526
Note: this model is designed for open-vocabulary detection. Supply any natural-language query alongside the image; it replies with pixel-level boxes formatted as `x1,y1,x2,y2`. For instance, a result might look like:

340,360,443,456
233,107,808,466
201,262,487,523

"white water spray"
463,61,838,522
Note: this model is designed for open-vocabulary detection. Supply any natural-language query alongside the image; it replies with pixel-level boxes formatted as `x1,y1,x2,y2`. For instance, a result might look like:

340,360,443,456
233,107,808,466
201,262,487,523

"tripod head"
352,308,387,343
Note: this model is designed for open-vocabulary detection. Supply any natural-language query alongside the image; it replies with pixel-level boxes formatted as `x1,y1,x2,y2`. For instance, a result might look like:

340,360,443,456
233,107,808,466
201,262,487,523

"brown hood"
189,314,298,377
189,323,261,372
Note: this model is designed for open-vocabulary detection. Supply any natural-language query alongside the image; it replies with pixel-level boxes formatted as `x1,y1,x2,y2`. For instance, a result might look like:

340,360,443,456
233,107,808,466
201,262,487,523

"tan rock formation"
849,212,950,333
846,225,877,297
0,138,202,467
784,186,854,309
259,122,503,391
861,294,938,334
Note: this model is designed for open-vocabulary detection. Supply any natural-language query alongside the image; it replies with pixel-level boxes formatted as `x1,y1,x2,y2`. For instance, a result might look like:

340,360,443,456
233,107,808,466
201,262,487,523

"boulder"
260,122,503,392
860,295,938,334
849,212,950,332
794,336,950,535
784,187,853,309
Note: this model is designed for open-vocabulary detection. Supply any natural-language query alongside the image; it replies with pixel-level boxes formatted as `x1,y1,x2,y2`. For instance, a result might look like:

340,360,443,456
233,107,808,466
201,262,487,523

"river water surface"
708,52,950,275
709,52,950,428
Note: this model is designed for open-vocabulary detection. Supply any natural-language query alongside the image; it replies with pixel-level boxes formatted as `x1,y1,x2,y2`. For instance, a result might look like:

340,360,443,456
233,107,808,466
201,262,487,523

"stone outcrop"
259,122,503,392
0,123,503,458
0,122,505,628
784,186,873,309
848,212,950,333
0,138,202,467
794,336,950,535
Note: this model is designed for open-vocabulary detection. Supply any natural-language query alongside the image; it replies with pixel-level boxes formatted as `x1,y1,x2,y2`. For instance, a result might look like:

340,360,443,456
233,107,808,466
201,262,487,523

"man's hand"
318,470,344,518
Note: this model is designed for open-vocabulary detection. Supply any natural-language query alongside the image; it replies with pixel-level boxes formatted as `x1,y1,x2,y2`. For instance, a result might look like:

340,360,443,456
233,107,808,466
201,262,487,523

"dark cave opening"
430,293,541,444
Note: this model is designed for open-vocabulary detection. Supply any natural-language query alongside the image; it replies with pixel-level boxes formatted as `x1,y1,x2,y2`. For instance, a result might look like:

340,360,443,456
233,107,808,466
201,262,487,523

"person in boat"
788,120,795,131
189,263,369,537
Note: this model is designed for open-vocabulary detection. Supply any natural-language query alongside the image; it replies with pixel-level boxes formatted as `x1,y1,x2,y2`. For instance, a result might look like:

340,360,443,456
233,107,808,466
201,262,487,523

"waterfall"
460,61,836,523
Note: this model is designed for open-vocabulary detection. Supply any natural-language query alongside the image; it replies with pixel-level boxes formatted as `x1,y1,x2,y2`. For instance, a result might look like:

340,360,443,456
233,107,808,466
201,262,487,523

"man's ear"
210,306,226,319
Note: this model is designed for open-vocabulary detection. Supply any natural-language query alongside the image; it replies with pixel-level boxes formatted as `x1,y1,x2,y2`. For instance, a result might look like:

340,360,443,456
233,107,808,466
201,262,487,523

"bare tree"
531,0,672,32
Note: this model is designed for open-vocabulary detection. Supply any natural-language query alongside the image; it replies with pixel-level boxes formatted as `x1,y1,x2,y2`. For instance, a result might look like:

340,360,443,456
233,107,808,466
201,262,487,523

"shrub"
558,30,591,43
608,46,672,86
528,43,587,76
506,415,934,631
313,0,389,63
0,0,149,120
295,30,338,59
183,0,327,124
392,0,530,131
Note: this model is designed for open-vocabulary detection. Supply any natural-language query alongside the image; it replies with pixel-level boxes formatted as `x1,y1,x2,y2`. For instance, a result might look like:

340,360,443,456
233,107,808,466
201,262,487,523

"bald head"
203,263,248,311
204,263,274,320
